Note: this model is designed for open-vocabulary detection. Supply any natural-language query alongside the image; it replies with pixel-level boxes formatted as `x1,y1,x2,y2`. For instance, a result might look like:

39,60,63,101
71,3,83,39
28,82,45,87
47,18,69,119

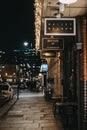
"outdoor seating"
52,96,68,116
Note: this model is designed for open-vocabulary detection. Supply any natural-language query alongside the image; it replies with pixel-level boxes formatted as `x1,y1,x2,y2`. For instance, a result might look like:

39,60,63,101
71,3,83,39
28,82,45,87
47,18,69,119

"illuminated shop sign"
41,64,48,72
44,18,76,36
42,38,64,50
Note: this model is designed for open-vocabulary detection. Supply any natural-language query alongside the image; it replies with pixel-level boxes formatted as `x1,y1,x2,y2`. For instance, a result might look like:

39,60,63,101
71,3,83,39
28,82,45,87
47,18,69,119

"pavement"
0,90,64,130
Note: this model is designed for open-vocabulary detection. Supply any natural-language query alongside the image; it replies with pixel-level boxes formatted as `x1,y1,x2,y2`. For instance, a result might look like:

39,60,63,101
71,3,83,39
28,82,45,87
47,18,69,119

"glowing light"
59,0,77,4
24,42,28,47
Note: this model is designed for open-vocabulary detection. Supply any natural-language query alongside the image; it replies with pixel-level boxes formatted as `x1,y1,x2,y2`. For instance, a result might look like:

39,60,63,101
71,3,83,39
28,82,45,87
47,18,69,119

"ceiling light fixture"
59,0,78,5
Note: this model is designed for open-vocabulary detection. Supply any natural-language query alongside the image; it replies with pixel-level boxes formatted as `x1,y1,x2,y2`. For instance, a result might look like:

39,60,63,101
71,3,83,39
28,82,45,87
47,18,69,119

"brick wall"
80,16,87,130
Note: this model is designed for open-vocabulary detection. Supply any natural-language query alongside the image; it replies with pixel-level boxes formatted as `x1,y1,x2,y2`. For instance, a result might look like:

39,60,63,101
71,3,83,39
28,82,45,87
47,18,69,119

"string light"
34,0,42,51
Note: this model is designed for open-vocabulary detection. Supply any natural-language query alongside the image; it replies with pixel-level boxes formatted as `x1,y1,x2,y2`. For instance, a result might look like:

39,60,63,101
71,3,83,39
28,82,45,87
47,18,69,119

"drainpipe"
76,16,82,130
76,42,82,130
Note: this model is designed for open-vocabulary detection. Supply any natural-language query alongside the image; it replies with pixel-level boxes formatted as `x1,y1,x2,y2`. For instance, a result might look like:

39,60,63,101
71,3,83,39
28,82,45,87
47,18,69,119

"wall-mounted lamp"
59,0,78,5
53,3,64,18
76,43,82,50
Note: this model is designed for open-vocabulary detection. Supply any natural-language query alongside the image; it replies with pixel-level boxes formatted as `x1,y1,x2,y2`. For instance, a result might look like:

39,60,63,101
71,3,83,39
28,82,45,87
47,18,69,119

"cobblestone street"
0,91,64,130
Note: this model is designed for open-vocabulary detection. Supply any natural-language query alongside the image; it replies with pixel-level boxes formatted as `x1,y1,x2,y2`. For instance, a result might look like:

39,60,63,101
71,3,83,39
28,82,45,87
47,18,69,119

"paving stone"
7,111,23,117
34,119,50,123
25,128,42,130
43,127,64,130
40,122,58,128
0,128,24,130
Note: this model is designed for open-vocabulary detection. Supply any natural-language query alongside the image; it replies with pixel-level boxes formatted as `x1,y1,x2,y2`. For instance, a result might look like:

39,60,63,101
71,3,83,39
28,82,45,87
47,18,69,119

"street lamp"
23,42,29,47
23,41,33,49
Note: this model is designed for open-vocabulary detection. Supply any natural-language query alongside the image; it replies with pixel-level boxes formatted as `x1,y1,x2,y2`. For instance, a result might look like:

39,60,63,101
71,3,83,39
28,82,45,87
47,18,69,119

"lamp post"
16,65,20,99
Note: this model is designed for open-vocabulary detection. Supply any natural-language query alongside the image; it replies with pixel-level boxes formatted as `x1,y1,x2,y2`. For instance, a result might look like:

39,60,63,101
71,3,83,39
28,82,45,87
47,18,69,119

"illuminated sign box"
41,64,48,72
42,38,64,50
44,18,76,36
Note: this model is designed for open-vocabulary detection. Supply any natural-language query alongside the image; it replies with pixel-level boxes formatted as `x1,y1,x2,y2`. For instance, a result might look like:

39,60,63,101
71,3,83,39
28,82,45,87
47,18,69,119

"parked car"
0,82,13,100
0,91,7,107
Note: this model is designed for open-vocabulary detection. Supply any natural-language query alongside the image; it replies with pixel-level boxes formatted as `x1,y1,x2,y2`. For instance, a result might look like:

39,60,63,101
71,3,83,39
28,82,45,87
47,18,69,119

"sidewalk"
0,96,64,130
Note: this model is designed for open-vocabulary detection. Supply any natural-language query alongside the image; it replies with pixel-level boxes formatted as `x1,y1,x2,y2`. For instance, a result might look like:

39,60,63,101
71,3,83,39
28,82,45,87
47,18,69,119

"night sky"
0,0,35,52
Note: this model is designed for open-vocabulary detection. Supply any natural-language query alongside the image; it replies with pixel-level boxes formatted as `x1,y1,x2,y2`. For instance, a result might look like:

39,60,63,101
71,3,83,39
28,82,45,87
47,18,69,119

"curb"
0,98,18,119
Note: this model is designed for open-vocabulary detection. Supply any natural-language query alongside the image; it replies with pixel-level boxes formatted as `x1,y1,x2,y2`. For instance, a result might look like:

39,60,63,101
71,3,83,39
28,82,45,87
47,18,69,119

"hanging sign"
42,38,64,50
44,18,76,36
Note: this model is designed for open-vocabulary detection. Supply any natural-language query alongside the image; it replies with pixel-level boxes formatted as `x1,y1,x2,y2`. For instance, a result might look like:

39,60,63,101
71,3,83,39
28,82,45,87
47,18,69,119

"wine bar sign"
42,38,64,50
44,18,76,36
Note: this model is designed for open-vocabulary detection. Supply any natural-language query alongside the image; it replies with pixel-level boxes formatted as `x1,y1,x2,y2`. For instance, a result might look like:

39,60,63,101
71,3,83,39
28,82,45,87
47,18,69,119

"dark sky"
0,0,35,52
